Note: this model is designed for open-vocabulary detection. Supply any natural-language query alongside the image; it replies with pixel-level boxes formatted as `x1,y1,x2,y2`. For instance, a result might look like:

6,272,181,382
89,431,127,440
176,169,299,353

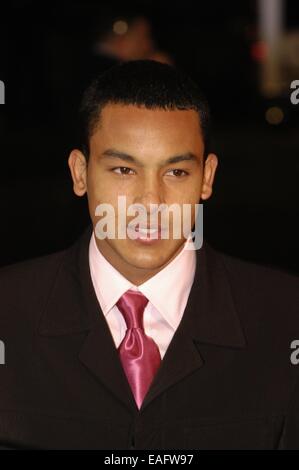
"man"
0,60,299,450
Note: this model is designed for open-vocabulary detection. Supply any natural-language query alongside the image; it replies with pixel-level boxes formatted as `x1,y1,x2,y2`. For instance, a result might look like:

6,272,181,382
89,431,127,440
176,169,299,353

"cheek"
87,179,135,221
167,180,202,205
87,169,114,202
187,175,203,201
86,173,112,219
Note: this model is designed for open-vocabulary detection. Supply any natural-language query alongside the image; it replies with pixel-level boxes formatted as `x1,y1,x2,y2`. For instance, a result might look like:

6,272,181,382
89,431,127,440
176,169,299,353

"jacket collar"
38,223,247,413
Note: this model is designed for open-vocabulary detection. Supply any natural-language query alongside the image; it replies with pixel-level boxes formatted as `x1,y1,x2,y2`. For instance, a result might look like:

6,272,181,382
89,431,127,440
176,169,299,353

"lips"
137,227,159,235
135,223,161,234
134,224,161,239
126,223,163,241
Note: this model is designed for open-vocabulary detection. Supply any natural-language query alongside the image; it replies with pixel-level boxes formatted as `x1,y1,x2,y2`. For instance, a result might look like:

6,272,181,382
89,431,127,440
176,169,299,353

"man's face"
69,104,217,281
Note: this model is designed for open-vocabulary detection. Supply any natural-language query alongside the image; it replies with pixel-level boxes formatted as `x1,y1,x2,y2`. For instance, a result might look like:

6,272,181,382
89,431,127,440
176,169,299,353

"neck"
95,239,185,286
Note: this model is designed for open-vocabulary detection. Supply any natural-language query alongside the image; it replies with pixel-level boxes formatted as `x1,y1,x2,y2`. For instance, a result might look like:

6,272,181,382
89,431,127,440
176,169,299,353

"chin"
122,246,180,271
128,257,167,271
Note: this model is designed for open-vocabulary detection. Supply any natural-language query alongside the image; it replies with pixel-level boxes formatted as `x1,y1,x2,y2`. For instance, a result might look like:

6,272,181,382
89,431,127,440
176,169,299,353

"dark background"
0,0,298,274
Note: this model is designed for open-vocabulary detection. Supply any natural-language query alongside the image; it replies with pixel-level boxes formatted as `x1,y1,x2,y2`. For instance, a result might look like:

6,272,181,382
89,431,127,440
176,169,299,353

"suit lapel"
78,317,139,411
38,224,138,412
140,239,247,411
38,224,246,414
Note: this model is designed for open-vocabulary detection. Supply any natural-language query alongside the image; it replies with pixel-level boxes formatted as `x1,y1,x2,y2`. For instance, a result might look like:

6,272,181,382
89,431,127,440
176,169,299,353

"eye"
165,169,189,177
111,167,135,175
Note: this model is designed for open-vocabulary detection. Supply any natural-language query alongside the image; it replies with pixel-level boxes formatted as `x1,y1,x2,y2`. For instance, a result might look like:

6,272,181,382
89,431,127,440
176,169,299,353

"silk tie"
116,289,161,409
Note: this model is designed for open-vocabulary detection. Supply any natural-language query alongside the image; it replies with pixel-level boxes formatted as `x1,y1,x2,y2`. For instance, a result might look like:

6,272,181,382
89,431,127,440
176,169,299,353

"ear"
200,153,218,201
68,149,87,197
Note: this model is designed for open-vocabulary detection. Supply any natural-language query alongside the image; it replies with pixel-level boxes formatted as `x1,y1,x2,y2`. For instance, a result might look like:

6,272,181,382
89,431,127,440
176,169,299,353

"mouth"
127,223,165,242
136,224,160,233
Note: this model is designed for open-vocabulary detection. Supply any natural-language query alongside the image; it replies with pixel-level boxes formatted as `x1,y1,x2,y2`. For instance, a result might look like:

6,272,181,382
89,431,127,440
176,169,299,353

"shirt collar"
89,230,196,329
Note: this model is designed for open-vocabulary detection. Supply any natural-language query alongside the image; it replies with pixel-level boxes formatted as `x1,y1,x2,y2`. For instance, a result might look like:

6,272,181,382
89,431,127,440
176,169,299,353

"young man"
0,60,298,450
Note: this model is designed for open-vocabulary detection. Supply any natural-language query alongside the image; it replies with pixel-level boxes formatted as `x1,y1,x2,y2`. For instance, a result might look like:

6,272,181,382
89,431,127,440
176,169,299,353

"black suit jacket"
0,224,299,450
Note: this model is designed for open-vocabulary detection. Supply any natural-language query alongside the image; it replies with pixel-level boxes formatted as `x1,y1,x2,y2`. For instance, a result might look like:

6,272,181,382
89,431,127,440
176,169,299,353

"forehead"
90,104,204,156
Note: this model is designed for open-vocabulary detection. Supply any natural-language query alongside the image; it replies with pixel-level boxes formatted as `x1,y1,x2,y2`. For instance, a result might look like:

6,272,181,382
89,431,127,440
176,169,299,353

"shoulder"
205,241,299,332
0,250,67,329
0,249,67,291
217,247,299,300
0,225,92,333
217,246,299,290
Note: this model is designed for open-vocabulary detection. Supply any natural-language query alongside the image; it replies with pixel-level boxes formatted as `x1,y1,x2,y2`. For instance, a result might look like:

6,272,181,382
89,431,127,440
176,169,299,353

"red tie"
116,289,161,409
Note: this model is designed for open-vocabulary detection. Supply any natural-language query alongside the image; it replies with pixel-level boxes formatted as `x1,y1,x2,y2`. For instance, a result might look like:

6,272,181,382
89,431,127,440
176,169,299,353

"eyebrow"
101,148,199,166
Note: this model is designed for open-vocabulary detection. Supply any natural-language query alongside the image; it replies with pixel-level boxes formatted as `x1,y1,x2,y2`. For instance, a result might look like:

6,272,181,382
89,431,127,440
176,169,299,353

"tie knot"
116,290,149,330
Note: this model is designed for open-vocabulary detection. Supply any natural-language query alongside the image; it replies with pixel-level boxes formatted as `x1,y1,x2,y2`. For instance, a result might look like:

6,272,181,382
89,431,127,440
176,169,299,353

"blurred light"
251,41,268,62
113,20,128,35
265,106,284,125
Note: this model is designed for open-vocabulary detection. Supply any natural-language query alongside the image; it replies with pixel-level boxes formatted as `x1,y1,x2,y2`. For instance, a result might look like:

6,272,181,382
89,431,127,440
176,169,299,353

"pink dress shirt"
88,232,196,359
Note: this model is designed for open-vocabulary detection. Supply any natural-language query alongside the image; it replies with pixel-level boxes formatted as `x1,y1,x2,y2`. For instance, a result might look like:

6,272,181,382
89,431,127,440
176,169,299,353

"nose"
133,173,165,210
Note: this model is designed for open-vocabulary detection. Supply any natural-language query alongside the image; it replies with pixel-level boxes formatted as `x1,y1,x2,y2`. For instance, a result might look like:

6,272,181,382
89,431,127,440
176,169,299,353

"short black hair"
78,60,211,159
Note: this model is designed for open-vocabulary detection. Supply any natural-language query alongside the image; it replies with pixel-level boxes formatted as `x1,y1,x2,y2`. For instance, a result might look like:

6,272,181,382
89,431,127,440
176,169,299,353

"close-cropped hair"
78,59,211,160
